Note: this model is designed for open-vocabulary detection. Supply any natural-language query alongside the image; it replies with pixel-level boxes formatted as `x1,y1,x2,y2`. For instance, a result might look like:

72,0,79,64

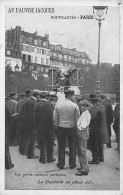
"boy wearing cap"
75,100,91,176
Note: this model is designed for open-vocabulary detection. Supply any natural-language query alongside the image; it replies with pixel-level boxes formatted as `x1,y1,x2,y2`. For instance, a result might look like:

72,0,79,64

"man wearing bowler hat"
88,93,109,164
53,89,80,169
34,91,55,164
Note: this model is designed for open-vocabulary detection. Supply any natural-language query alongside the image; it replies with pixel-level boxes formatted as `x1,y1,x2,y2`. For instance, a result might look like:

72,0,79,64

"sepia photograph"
0,0,122,193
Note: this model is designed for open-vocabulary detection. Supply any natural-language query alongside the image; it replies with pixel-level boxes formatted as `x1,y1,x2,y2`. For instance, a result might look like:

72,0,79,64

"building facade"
5,26,92,75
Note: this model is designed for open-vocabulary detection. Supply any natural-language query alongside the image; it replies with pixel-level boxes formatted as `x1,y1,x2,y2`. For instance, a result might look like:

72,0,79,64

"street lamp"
93,6,108,94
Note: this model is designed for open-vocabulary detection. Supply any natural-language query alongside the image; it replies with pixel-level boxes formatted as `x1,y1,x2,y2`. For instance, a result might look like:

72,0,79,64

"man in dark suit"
100,94,113,148
18,90,32,155
21,89,40,159
35,92,55,164
5,102,14,169
88,93,109,164
7,92,18,146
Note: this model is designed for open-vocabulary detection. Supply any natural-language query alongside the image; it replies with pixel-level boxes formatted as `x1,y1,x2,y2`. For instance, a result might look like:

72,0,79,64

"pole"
77,69,79,87
52,69,53,90
95,19,101,94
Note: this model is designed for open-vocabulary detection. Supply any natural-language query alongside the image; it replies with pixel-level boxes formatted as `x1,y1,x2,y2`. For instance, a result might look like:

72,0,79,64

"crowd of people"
5,88,120,176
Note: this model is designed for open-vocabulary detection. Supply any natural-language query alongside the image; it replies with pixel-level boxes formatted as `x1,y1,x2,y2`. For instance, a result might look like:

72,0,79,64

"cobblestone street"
5,133,120,190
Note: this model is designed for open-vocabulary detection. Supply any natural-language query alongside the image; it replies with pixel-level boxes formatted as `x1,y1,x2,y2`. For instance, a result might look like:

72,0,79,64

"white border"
0,0,122,195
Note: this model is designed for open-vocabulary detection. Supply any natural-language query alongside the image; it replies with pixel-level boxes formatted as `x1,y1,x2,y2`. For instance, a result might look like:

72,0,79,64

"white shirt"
77,110,91,131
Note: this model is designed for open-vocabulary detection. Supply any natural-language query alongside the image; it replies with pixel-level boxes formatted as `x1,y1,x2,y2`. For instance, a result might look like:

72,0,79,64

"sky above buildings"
5,5,120,65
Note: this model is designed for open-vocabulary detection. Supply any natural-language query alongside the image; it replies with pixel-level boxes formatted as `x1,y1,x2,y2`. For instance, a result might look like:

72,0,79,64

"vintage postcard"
0,0,122,194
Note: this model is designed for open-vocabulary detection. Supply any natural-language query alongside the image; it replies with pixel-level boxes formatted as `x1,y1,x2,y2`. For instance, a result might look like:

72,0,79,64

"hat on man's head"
40,91,48,98
88,93,99,101
49,92,58,101
80,100,91,107
20,93,25,99
9,92,17,98
64,89,75,95
100,94,106,100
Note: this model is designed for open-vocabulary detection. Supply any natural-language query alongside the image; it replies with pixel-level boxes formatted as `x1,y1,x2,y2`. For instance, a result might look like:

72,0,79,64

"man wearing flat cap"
53,89,80,169
87,93,109,164
34,91,55,164
21,89,40,159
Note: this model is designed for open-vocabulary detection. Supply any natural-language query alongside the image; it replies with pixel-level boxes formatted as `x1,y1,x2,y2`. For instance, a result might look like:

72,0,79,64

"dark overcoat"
5,103,13,168
34,100,54,141
88,102,109,145
21,97,36,135
101,101,113,126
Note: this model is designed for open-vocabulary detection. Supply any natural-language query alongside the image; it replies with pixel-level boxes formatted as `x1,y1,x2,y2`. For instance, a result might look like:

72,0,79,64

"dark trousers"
26,130,37,158
91,142,104,162
57,126,76,167
9,119,19,146
107,124,112,146
19,125,27,155
39,135,54,162
5,136,13,169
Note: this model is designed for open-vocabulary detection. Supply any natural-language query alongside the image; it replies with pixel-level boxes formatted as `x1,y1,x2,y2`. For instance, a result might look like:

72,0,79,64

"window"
42,49,44,54
40,49,42,54
37,48,39,53
37,39,42,46
43,41,47,47
31,56,33,63
41,58,44,64
35,57,37,63
28,46,32,53
41,67,44,72
46,58,49,65
22,54,26,61
45,68,48,73
26,54,28,62
28,55,31,63
26,46,28,51
34,39,37,45
32,47,34,52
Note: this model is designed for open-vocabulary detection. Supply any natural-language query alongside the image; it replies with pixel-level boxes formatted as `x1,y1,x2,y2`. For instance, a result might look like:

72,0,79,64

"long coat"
5,103,13,168
88,102,109,146
21,97,36,135
101,100,113,126
34,100,54,141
